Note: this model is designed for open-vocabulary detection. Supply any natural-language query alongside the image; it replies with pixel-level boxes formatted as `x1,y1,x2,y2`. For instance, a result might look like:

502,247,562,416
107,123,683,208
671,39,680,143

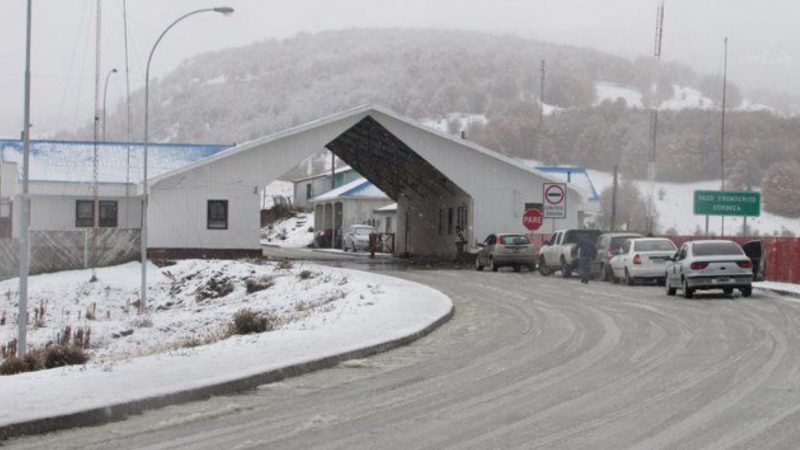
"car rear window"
563,230,602,244
500,235,530,245
610,236,638,251
692,242,743,256
633,240,676,252
354,227,374,235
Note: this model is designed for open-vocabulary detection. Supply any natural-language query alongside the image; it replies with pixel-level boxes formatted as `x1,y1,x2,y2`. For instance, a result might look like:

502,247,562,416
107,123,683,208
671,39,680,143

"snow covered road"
8,266,800,449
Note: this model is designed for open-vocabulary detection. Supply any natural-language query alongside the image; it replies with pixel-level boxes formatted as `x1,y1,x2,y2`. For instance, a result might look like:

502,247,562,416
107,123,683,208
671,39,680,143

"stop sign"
523,208,544,231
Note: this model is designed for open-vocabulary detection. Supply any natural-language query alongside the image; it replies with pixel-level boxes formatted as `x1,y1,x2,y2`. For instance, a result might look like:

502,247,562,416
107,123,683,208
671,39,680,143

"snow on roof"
292,166,354,183
375,203,397,213
310,177,389,202
0,139,231,183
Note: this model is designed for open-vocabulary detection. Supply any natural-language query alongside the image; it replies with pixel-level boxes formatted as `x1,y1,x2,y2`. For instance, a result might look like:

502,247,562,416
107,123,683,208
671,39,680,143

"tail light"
737,260,753,269
690,262,709,270
633,254,642,265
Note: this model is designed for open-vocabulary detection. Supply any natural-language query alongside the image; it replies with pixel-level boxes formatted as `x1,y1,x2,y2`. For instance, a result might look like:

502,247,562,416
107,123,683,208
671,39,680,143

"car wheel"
682,278,694,299
513,265,521,273
475,256,484,271
528,264,537,272
740,286,753,298
560,258,572,278
490,257,498,272
723,287,734,296
665,275,676,296
603,264,614,282
624,268,634,286
539,258,552,276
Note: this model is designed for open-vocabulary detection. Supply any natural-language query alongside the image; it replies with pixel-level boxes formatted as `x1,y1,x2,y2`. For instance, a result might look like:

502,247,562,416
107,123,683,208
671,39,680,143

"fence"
0,228,141,281
526,233,800,285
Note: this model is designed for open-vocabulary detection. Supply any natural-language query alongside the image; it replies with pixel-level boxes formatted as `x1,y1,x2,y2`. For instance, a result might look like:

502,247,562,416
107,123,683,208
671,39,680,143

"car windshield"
500,235,529,245
693,242,743,256
354,227,374,235
563,230,602,244
634,240,676,252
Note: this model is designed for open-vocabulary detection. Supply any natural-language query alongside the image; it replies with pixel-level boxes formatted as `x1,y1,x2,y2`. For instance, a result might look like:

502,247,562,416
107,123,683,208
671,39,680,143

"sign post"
543,183,567,219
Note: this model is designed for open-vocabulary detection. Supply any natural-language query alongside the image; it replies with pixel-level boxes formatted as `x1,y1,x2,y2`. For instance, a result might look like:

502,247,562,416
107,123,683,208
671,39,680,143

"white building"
143,105,585,258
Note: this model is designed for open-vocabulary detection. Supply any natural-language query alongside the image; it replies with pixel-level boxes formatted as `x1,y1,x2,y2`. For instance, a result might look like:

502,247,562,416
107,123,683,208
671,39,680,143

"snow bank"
595,81,644,108
0,260,452,427
260,212,315,248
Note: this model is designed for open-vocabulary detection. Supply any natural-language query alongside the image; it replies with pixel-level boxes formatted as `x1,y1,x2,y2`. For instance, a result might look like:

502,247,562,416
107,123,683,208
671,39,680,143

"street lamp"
102,68,118,141
140,7,234,313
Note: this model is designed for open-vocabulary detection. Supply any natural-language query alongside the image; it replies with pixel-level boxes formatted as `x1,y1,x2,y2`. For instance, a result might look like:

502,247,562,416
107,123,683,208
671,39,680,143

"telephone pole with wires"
90,0,102,282
123,0,133,227
720,37,729,236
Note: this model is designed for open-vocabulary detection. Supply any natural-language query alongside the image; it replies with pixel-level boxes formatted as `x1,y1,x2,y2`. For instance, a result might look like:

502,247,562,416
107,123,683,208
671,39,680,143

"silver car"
609,238,676,285
593,232,643,281
343,224,376,252
665,240,754,298
476,233,536,272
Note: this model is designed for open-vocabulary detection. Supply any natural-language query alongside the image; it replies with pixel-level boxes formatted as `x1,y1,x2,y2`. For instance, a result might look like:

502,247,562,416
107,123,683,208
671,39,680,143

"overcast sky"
1,0,797,137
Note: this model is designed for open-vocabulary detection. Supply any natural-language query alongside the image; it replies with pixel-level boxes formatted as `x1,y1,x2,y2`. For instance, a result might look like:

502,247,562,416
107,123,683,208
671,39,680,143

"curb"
756,286,800,299
0,303,454,441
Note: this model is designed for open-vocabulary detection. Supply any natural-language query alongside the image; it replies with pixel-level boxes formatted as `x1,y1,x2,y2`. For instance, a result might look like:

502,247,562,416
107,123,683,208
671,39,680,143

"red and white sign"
543,183,567,218
523,208,544,231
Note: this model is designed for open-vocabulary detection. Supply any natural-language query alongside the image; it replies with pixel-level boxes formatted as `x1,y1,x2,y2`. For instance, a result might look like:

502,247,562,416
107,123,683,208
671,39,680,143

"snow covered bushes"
230,309,278,335
0,345,89,375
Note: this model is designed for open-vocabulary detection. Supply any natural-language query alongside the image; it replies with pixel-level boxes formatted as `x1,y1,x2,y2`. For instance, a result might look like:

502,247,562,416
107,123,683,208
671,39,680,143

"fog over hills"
72,28,799,189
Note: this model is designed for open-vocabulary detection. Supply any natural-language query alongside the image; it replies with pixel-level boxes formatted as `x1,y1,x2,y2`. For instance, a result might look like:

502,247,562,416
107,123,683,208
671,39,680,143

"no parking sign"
543,183,567,219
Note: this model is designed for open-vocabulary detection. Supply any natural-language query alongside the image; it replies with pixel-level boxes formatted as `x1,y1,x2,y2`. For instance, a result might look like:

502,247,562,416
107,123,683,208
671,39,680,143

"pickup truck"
538,229,603,277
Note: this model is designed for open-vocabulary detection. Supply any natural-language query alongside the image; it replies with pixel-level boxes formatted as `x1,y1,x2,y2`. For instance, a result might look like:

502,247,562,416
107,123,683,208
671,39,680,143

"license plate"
512,248,520,254
712,278,731,284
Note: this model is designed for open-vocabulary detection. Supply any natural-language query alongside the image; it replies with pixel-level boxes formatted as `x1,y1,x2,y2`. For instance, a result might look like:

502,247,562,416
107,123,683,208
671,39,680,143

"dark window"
385,216,392,233
207,200,228,230
692,241,743,256
457,206,468,229
500,235,530,245
438,208,444,235
563,229,603,244
448,207,454,235
76,200,94,228
305,184,312,200
99,201,118,228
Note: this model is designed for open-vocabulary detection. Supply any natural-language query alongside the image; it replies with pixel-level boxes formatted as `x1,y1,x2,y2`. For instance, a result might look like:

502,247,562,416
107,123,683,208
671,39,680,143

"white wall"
29,195,142,231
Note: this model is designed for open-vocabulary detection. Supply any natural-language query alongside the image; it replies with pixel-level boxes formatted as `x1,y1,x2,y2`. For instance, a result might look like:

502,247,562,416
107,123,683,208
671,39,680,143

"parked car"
343,224,376,252
665,240,754,298
609,238,677,285
476,233,536,272
593,232,643,281
538,229,603,277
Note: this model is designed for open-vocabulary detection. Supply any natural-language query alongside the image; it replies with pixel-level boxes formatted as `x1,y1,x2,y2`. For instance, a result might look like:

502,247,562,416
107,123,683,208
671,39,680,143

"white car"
343,224,376,252
665,240,754,299
610,238,677,285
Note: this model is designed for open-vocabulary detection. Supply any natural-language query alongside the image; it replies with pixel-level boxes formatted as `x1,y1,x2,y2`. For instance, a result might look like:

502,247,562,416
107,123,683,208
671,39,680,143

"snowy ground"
587,169,800,236
754,281,800,297
0,260,452,427
260,212,315,248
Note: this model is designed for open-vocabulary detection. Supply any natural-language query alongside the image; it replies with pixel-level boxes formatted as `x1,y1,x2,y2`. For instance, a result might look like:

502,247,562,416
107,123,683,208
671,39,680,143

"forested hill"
86,28,799,186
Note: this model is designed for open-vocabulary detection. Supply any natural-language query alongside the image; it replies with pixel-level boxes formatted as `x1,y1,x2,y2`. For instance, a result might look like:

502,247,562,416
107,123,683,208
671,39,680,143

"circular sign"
544,184,566,205
523,208,544,231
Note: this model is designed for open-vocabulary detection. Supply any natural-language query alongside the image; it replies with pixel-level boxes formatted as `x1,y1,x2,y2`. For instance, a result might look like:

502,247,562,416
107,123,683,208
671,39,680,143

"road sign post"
693,190,760,217
543,183,567,219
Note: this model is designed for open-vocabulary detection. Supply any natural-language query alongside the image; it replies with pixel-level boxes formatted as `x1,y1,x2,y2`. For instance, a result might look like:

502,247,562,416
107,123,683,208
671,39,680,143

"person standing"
455,226,467,261
576,235,597,284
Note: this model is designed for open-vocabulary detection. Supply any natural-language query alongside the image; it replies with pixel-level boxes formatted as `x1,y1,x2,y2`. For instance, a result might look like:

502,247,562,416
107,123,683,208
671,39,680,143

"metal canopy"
325,116,460,201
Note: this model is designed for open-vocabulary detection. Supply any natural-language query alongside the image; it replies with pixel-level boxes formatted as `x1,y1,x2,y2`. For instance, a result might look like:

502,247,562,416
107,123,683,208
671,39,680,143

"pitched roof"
0,139,230,183
310,177,389,202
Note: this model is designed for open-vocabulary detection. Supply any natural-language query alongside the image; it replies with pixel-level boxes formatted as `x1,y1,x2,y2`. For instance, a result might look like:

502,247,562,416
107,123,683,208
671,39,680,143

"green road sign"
693,190,761,217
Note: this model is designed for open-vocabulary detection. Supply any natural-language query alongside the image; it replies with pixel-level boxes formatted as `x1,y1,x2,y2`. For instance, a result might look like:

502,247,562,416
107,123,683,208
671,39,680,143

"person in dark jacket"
576,236,597,284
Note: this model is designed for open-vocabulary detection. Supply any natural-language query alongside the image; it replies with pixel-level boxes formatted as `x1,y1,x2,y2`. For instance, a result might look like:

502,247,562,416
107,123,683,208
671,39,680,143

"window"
305,184,312,200
457,206,468,229
207,200,228,230
500,235,530,245
692,241,744,256
438,208,445,235
385,216,392,233
99,201,118,228
75,200,94,228
448,207,454,235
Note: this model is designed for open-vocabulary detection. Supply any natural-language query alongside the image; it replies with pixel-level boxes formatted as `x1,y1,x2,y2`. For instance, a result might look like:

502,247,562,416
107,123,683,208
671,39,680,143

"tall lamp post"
18,0,33,356
102,68,118,141
140,7,234,313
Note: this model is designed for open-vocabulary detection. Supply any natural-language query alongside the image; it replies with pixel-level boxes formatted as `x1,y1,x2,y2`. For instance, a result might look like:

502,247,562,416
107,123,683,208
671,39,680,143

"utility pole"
611,166,618,231
123,0,132,228
91,0,102,282
18,0,33,357
537,59,546,162
647,0,665,235
720,37,728,237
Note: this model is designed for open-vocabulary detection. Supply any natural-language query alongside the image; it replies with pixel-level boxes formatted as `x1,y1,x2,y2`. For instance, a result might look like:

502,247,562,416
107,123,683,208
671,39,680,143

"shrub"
230,309,278,335
277,259,294,270
196,277,235,301
298,270,314,280
245,276,275,294
0,345,89,375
